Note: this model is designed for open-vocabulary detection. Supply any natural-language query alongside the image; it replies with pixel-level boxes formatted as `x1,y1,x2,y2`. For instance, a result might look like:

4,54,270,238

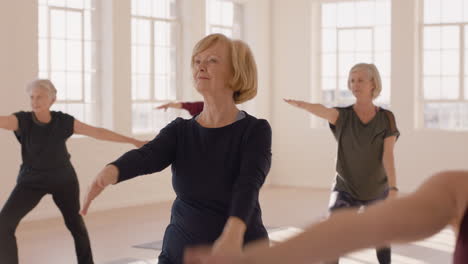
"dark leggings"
0,166,94,264
327,190,391,264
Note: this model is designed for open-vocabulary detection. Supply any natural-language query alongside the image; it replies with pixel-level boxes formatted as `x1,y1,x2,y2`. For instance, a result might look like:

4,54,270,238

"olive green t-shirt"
329,105,399,200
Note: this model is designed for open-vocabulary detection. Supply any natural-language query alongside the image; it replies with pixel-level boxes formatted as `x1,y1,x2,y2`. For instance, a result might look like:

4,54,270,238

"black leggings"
0,166,94,264
328,190,391,264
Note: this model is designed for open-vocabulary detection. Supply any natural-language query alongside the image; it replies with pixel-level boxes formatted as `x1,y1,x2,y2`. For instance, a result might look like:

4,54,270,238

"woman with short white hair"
0,79,147,264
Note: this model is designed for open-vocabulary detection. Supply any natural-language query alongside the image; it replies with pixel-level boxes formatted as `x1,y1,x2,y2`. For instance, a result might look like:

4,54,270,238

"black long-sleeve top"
111,112,271,262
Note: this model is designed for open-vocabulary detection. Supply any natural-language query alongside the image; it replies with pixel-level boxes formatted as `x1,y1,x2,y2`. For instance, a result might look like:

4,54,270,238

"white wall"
269,0,468,191
0,0,272,221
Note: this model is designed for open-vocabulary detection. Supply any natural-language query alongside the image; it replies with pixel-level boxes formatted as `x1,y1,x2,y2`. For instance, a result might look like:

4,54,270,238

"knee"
63,214,87,231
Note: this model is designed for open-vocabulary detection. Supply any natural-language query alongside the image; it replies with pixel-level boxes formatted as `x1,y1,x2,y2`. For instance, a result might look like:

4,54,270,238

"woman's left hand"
184,245,245,264
387,189,398,200
133,139,149,148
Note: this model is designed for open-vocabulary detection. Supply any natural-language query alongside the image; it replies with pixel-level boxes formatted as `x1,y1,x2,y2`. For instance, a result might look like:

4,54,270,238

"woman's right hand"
155,102,182,111
80,165,119,216
283,99,307,109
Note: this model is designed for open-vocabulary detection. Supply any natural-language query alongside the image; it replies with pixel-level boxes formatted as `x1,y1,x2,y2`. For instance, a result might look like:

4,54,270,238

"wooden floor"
15,186,454,264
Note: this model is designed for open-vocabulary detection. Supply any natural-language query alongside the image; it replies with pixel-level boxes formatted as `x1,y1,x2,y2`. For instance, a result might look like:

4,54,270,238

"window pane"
355,29,372,52
424,26,441,50
134,0,152,17
48,0,67,8
155,47,170,75
133,74,151,100
67,0,84,9
154,21,170,46
465,76,468,100
375,0,391,26
322,29,337,53
423,50,441,75
135,45,151,74
84,10,92,40
424,0,441,23
133,18,151,45
441,50,459,75
68,103,85,121
337,2,355,27
355,52,372,63
374,52,390,76
220,1,234,27
376,76,390,104
441,76,459,99
51,39,66,71
39,39,48,71
50,9,66,38
39,6,48,37
67,72,83,100
51,72,67,100
441,26,459,50
440,0,463,23
425,103,468,130
67,40,82,71
374,27,390,51
355,1,372,26
338,53,355,77
132,103,153,133
338,30,355,52
322,53,336,77
155,76,168,100
321,3,336,28
424,76,441,99
338,76,348,91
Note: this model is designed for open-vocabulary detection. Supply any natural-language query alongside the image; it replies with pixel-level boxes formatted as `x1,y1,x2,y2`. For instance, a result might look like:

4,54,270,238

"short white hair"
27,79,57,99
347,63,382,99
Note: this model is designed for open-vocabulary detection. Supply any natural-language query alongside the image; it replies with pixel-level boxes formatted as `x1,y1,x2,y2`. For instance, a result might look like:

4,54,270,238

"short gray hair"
27,79,57,99
347,63,382,99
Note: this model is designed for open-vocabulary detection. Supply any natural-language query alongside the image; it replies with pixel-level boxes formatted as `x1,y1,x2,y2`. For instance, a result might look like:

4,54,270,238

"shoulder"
379,107,396,119
334,105,353,115
243,113,272,137
13,111,31,120
379,107,398,125
161,117,187,132
53,111,74,120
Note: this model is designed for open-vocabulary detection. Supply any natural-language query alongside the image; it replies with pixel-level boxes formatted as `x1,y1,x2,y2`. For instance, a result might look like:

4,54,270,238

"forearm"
219,217,247,247
97,165,119,187
383,155,397,188
244,188,454,264
93,128,136,144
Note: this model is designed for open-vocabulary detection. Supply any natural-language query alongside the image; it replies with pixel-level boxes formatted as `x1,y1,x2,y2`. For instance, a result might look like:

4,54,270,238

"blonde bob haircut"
191,33,258,104
26,79,57,100
347,63,382,99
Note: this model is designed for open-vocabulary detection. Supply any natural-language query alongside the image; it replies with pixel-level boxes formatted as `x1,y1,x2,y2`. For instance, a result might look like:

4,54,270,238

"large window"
38,0,98,124
206,0,243,38
131,0,179,133
320,0,391,108
421,0,468,130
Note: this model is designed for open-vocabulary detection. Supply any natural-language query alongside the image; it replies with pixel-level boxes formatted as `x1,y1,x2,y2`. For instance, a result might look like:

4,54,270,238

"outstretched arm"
185,171,468,264
283,99,339,125
0,115,18,131
74,119,146,148
155,102,183,111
